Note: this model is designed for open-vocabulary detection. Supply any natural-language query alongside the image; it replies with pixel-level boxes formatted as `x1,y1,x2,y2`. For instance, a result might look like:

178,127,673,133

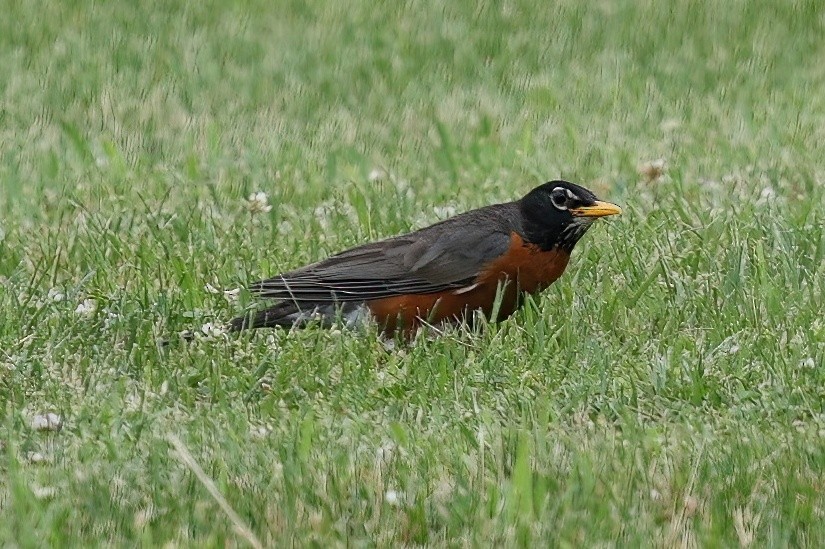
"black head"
519,180,621,251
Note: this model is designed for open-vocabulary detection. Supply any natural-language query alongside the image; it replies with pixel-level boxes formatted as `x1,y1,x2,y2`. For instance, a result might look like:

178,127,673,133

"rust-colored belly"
367,233,570,336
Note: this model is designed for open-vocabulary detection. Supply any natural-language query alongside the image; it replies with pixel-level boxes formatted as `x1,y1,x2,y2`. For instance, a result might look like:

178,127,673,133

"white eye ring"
550,187,569,210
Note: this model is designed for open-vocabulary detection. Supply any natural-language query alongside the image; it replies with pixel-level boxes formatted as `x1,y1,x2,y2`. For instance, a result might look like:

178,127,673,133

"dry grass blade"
166,434,263,549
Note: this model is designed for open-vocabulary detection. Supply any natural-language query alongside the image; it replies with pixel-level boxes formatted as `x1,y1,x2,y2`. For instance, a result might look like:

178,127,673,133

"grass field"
2,0,824,545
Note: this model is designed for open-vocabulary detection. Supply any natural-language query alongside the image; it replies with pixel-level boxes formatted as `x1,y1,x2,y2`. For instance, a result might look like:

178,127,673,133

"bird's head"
519,180,622,251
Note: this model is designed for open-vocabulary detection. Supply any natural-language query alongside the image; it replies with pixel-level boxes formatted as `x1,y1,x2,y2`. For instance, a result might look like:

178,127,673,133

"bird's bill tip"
570,200,622,218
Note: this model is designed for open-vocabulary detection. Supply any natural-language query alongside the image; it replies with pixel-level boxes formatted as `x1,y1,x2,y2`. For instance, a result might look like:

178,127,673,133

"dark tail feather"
229,301,306,332
229,306,295,332
228,301,368,332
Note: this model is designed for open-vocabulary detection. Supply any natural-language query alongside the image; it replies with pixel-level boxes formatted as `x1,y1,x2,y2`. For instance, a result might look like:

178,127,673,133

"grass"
1,0,824,545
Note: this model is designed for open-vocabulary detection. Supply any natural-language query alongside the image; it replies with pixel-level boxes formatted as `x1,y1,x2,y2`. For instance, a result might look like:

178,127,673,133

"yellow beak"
570,200,622,218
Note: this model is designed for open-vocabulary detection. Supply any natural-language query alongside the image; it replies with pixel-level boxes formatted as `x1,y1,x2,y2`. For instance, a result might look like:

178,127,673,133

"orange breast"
367,232,570,336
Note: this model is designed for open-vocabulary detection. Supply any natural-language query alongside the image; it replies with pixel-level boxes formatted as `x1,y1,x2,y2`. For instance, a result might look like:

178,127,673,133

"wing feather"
248,204,519,303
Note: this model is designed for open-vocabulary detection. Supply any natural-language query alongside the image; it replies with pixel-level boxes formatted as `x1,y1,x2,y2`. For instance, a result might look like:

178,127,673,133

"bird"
229,180,621,337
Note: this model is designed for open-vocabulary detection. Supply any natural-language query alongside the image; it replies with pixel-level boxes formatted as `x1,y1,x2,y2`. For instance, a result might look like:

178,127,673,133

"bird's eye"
550,187,569,210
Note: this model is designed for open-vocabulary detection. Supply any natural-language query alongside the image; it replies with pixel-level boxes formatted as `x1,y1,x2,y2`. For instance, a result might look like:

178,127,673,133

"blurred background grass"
1,0,824,546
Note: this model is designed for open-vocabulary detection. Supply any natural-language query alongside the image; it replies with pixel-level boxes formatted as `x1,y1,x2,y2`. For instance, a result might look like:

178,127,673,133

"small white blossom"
246,191,273,214
314,203,333,229
368,168,385,182
31,413,62,431
47,288,65,302
263,332,280,350
27,451,48,464
433,205,457,219
205,284,240,304
31,485,57,499
204,283,222,294
200,322,227,338
385,490,403,506
74,299,97,317
223,288,241,304
103,310,120,328
759,187,777,201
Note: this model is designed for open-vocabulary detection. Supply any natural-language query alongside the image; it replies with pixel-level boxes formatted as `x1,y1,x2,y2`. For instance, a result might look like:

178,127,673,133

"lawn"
1,0,824,545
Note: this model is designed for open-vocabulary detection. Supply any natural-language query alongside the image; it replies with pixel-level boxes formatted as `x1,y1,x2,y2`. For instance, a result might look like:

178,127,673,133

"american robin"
230,180,621,337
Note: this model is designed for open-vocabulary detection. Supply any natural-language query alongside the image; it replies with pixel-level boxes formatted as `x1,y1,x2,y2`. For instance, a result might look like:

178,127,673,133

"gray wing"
249,206,517,302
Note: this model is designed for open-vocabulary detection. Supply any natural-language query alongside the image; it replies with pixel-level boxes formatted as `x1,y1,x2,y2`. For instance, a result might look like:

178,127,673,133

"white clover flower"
368,168,385,182
206,284,240,304
27,452,48,464
47,288,65,302
385,490,403,506
200,322,227,339
31,413,62,431
74,299,97,317
433,205,457,219
759,187,777,201
246,191,273,214
31,485,57,499
314,202,333,229
223,287,241,304
103,310,120,329
263,332,280,350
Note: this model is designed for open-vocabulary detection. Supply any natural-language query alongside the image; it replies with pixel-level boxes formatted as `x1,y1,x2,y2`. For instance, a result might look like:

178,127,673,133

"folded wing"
249,206,517,303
